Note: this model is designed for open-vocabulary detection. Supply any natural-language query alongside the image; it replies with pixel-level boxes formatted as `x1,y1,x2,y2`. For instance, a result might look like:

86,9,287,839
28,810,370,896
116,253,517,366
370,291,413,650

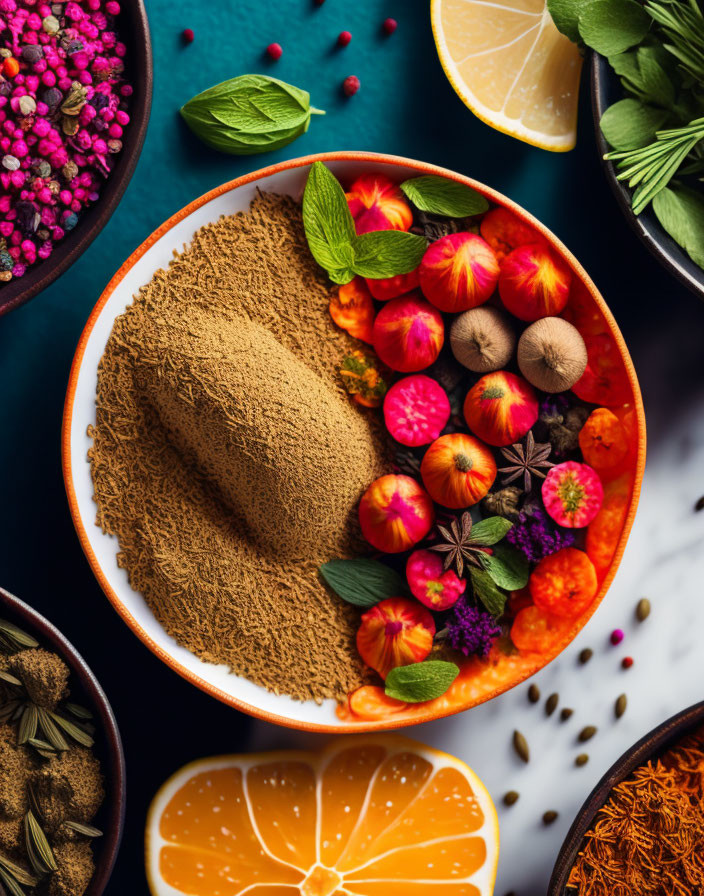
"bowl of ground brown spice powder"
549,701,704,896
62,152,645,732
0,586,125,896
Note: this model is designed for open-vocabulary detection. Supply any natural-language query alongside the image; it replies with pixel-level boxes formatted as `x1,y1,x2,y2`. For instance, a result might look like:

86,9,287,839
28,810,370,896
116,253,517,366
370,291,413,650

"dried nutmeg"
450,306,516,373
518,317,588,393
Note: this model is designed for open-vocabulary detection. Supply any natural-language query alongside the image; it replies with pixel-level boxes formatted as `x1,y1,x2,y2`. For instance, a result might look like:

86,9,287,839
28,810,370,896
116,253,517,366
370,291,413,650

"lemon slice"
431,0,583,151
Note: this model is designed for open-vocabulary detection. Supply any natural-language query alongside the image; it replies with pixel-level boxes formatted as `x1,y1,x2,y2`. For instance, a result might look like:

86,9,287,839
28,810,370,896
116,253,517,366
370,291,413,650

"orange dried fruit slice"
146,736,499,896
431,0,583,151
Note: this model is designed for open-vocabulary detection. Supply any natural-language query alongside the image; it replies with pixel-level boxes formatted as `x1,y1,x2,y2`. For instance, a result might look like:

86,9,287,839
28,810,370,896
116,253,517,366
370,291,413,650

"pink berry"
337,30,352,47
610,629,624,646
343,75,360,97
266,42,283,60
622,656,634,669
182,27,195,43
382,17,398,34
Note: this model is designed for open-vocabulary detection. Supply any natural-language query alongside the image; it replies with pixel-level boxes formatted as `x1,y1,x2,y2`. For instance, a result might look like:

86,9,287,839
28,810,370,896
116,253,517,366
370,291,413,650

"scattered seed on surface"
636,598,651,622
513,729,530,763
545,693,559,716
622,656,634,669
610,629,624,645
337,30,352,47
579,648,593,664
343,75,360,96
543,810,559,825
503,790,520,806
382,17,398,34
575,753,589,767
579,725,597,742
528,683,540,703
695,495,704,512
182,28,195,43
615,694,627,718
560,707,574,722
266,42,283,60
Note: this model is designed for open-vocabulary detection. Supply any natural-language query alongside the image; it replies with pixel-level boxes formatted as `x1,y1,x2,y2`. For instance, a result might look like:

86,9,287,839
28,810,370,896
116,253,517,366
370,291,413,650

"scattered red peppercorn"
610,629,624,646
266,42,283,60
2,56,19,78
182,28,195,43
622,656,634,669
382,17,398,35
343,75,360,97
337,30,352,47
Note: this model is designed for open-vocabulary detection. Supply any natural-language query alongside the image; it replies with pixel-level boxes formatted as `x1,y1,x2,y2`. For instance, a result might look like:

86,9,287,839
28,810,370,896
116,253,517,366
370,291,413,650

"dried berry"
337,31,352,46
343,75,361,96
266,42,283,60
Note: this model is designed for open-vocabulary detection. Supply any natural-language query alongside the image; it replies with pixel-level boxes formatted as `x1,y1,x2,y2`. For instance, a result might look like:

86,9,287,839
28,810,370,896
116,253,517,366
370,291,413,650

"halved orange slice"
146,735,499,896
431,0,583,151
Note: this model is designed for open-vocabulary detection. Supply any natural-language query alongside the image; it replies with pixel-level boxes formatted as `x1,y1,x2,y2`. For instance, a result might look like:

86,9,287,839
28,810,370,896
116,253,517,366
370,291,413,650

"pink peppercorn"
106,1,120,13
382,17,398,35
182,27,194,43
337,30,352,47
266,42,283,60
610,629,624,646
115,110,129,125
108,123,122,138
343,75,360,96
622,656,634,669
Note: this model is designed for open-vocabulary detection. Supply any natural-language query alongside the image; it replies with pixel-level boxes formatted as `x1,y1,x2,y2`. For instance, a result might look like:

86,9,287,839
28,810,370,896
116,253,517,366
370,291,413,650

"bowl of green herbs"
548,0,704,296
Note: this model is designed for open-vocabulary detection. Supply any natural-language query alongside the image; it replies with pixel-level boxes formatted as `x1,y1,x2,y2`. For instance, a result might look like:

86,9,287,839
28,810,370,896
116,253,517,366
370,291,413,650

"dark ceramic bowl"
591,52,704,299
0,586,126,896
549,700,704,894
0,0,152,317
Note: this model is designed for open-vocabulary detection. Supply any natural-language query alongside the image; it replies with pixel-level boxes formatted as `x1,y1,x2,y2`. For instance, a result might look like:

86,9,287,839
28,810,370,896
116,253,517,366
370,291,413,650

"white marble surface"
248,304,704,896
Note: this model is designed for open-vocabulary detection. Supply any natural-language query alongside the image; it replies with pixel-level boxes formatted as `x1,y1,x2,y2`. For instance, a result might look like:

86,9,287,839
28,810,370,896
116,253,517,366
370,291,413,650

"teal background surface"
1,1,704,893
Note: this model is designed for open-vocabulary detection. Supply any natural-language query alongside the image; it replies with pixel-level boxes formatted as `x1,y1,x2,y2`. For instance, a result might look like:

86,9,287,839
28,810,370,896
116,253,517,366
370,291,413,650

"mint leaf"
181,74,325,155
547,0,592,43
578,0,650,56
303,162,357,282
352,230,427,278
636,46,675,107
320,558,408,608
468,516,513,546
385,661,459,703
652,185,704,269
469,567,508,617
400,175,489,218
600,99,669,149
478,544,529,591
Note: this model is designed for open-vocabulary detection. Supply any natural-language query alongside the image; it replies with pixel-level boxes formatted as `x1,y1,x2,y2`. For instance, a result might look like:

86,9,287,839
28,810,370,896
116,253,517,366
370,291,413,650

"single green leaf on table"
469,567,508,617
319,558,408,608
385,660,459,703
547,0,593,44
352,230,427,278
600,98,669,150
478,543,530,591
302,161,357,283
181,75,325,155
652,184,704,268
579,0,651,57
468,516,513,546
400,175,489,218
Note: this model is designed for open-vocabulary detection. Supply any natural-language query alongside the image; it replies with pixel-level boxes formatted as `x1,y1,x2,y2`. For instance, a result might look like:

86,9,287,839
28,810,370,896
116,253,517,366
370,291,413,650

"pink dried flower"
406,549,466,611
542,461,603,528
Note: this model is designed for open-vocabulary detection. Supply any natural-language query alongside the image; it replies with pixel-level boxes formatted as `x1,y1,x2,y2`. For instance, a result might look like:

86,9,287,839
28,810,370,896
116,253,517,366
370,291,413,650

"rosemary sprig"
645,0,704,84
64,821,102,839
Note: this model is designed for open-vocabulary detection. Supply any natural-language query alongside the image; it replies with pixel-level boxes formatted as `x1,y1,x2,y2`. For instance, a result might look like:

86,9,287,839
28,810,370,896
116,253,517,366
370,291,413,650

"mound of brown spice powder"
89,192,391,702
567,726,704,896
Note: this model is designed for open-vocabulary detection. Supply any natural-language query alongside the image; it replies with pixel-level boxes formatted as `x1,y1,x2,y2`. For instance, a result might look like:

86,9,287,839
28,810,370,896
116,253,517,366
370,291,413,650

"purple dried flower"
445,598,501,658
540,394,569,421
505,507,575,564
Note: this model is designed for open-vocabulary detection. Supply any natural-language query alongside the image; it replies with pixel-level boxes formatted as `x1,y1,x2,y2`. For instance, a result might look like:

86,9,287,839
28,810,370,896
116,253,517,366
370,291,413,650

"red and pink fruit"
480,207,545,261
359,474,435,553
419,232,499,313
529,547,598,619
365,268,420,301
420,432,497,509
357,597,435,679
383,374,450,447
463,370,539,447
346,173,413,234
499,243,572,321
329,277,374,342
406,550,466,611
542,461,603,528
372,293,445,373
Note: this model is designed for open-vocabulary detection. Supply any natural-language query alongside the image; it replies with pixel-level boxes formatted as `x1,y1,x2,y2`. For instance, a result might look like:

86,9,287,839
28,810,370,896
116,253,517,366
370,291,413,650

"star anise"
498,431,554,492
429,512,487,577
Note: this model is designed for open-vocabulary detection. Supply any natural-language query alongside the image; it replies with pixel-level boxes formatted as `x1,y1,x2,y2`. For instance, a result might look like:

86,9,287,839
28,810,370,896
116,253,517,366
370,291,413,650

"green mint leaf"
578,0,650,56
351,230,427,278
180,74,324,155
468,516,513,546
636,46,676,107
652,185,704,269
400,175,489,218
547,0,592,43
302,162,358,280
478,544,529,591
320,558,408,608
469,567,508,617
385,661,459,703
600,99,669,149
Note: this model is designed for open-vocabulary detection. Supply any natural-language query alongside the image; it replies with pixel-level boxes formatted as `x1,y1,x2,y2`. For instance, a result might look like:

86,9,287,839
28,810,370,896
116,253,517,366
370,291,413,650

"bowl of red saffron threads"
0,0,152,317
549,699,704,895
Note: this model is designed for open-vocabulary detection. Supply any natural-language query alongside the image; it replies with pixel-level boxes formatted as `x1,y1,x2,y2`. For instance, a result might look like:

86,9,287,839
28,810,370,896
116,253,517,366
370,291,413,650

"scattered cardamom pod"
542,810,558,825
575,753,589,766
503,790,520,806
579,648,593,664
560,707,573,722
695,495,704,512
545,693,559,716
528,684,540,704
636,598,651,622
579,725,597,742
615,694,627,718
513,730,530,763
